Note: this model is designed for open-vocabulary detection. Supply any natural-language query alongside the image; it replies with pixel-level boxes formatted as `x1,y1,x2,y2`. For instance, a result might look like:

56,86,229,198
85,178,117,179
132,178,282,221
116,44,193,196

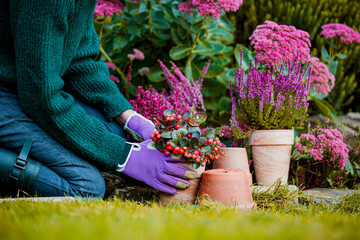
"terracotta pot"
159,162,205,205
249,129,294,186
212,147,252,185
197,169,256,210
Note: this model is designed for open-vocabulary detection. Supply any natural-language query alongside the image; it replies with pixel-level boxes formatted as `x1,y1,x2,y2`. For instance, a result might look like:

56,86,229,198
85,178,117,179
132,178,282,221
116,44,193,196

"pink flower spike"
133,49,145,60
105,62,116,70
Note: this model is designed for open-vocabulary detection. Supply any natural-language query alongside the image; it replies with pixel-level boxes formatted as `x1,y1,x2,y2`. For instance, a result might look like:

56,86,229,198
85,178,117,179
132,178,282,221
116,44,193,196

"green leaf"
169,139,178,147
193,161,201,169
155,141,163,151
337,53,347,59
112,35,128,50
311,95,338,121
182,111,191,121
153,29,172,40
199,137,207,145
190,138,199,149
185,59,192,80
204,64,224,78
321,46,333,63
179,128,188,137
193,40,223,56
219,96,232,112
346,161,355,175
218,15,235,31
161,131,172,139
203,128,215,139
200,145,211,155
234,44,254,70
215,127,222,135
329,60,339,75
171,27,182,45
188,127,201,134
172,130,181,140
170,46,191,60
147,66,164,83
179,138,190,147
191,131,201,139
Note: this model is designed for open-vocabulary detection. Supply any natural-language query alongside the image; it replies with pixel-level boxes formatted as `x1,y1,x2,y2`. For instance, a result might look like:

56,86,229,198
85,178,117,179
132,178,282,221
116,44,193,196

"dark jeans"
0,86,126,198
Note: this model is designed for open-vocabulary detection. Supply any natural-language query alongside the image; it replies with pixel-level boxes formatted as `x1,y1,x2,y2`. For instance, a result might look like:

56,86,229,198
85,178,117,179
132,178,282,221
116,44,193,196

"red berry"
193,150,199,155
173,151,179,155
171,114,176,118
160,149,164,152
207,139,213,144
166,141,170,146
175,124,181,129
150,134,155,138
174,147,180,152
164,151,170,156
201,162,205,167
156,134,161,139
183,147,188,151
166,113,170,117
179,149,184,154
200,152,204,156
167,145,173,151
169,117,174,121
195,158,200,163
152,137,157,142
188,134,192,138
176,115,182,121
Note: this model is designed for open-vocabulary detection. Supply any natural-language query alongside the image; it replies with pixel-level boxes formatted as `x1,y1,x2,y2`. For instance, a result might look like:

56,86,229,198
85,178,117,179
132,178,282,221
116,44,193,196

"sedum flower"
320,23,360,44
249,21,311,69
138,67,150,76
178,0,243,19
309,57,335,96
94,0,124,18
127,48,145,61
109,75,120,83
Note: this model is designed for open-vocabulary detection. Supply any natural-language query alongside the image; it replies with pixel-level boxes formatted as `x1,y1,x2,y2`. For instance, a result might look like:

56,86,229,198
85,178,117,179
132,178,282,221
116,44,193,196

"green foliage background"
96,0,360,128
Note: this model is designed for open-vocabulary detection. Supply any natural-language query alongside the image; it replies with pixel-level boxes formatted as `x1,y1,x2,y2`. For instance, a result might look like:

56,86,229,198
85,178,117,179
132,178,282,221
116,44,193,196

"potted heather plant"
230,58,310,185
229,21,312,186
148,108,223,204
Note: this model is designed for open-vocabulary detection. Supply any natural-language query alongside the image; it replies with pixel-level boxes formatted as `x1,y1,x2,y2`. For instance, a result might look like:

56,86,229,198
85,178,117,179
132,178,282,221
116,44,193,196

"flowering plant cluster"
130,61,208,122
150,109,223,168
249,21,311,70
320,23,360,44
178,0,244,19
229,53,310,137
293,128,349,170
309,57,335,96
94,0,124,18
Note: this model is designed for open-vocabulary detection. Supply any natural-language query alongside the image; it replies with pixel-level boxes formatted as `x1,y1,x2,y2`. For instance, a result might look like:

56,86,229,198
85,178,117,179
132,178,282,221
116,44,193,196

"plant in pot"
148,108,223,204
229,54,311,186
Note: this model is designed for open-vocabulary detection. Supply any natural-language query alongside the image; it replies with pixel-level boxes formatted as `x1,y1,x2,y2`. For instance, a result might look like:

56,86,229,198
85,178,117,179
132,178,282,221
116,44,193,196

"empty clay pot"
159,162,205,205
197,169,256,210
213,147,252,185
249,129,294,186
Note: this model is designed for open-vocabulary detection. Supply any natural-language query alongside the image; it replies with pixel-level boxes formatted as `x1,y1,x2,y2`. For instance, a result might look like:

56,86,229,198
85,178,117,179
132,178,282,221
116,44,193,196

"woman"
0,0,195,198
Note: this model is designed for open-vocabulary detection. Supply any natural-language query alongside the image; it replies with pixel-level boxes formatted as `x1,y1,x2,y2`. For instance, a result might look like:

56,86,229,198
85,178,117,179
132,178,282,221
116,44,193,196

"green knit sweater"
0,0,133,170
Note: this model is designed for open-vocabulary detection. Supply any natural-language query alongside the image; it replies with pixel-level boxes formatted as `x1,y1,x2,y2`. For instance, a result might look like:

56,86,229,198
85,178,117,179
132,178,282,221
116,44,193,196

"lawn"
1,193,359,240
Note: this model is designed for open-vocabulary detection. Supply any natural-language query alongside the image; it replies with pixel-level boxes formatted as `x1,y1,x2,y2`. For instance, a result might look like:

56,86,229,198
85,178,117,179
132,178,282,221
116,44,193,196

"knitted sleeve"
9,0,131,170
63,22,133,121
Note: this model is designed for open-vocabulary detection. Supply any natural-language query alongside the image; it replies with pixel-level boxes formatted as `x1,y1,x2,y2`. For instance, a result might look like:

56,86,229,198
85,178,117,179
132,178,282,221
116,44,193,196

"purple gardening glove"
121,139,197,195
124,112,155,142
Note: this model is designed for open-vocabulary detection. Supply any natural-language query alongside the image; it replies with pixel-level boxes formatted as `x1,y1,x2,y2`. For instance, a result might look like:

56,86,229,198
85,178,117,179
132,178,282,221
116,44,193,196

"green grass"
1,193,360,240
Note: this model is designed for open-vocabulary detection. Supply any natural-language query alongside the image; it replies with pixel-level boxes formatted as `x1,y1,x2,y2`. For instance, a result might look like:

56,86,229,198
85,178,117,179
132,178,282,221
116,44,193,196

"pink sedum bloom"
138,67,150,76
249,21,311,69
309,57,335,96
179,0,243,19
94,0,124,18
321,23,360,44
127,48,145,61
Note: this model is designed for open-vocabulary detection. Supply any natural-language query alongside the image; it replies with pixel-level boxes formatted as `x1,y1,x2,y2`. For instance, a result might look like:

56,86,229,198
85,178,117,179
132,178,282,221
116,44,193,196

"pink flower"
94,0,124,18
179,0,243,19
321,23,360,44
138,67,150,76
309,57,335,96
127,49,145,61
249,21,311,69
109,75,120,83
105,62,116,70
126,66,132,85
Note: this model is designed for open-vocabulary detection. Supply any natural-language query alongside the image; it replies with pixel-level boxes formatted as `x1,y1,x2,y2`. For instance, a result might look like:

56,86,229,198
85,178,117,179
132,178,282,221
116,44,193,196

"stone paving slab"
0,196,76,203
301,188,360,204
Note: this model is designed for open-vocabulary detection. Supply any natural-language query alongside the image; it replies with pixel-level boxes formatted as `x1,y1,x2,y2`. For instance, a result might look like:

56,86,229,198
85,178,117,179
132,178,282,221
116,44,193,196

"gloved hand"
124,112,155,142
121,140,197,195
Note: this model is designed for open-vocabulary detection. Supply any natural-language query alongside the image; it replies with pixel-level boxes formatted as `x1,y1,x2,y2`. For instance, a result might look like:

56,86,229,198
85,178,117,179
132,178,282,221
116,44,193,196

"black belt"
8,139,32,185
